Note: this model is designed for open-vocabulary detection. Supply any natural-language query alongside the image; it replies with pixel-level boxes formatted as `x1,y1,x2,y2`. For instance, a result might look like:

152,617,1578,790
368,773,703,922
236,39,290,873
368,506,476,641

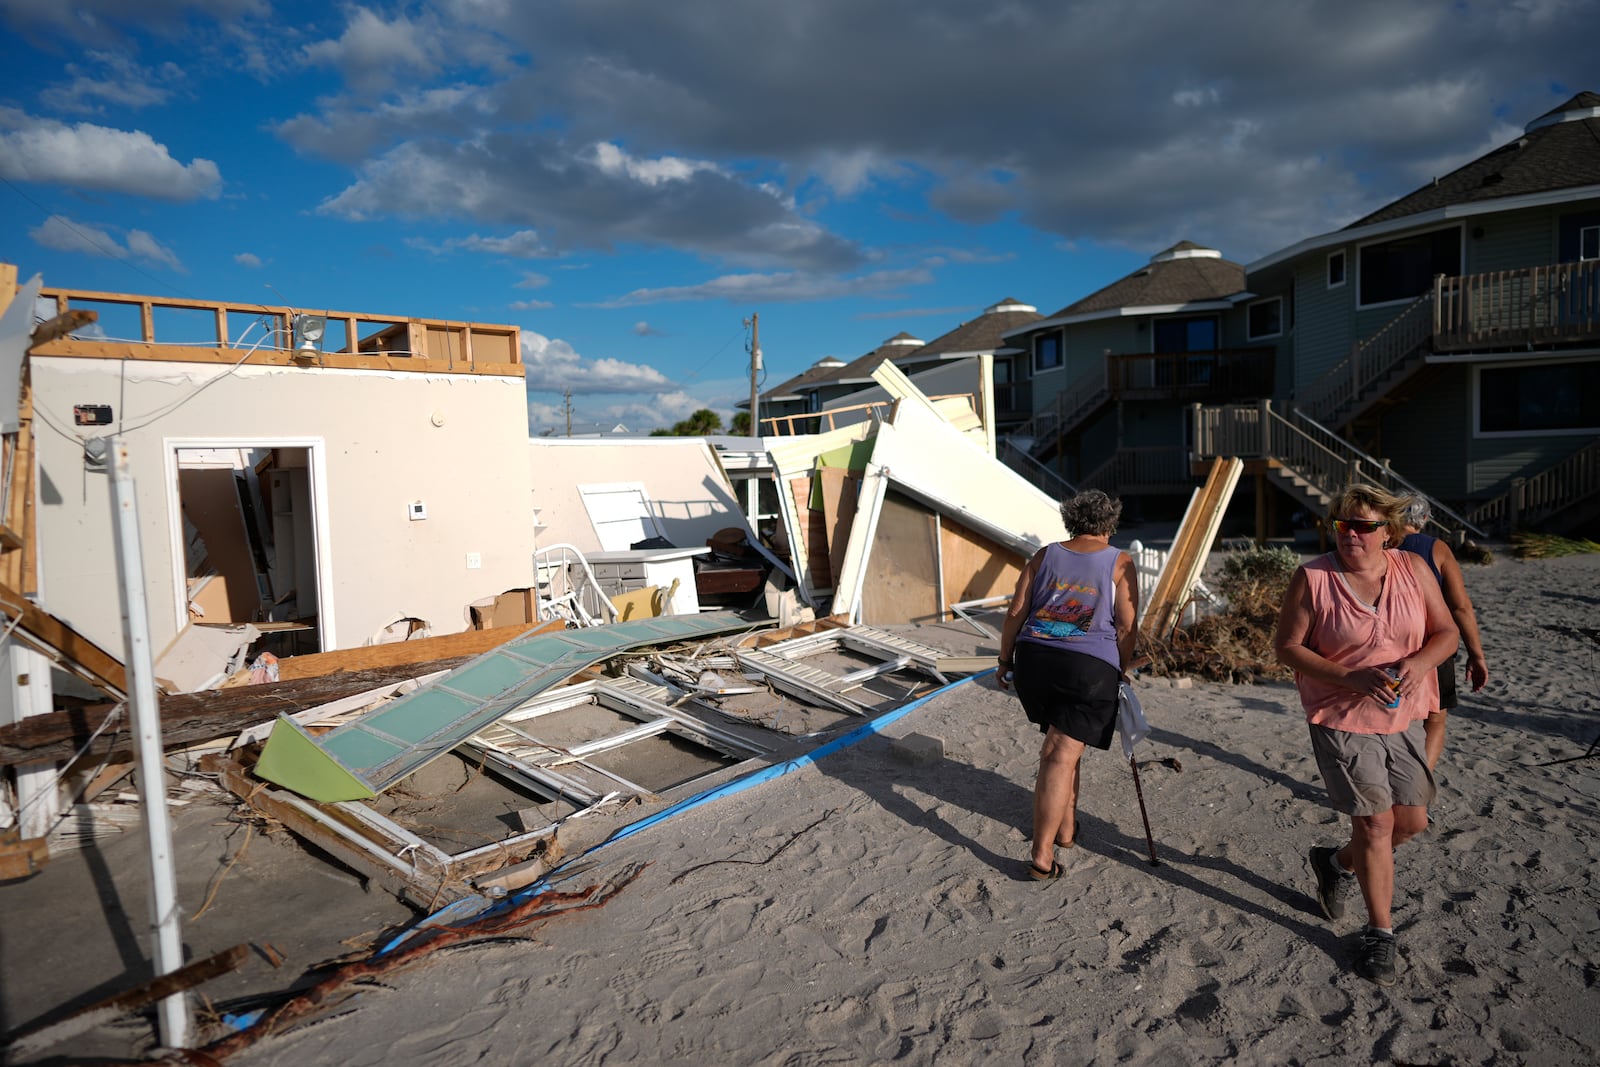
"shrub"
1141,544,1301,684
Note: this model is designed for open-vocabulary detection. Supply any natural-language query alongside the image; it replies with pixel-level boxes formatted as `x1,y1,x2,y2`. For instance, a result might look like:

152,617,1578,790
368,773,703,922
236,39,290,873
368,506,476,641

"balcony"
1434,261,1600,353
1109,347,1276,400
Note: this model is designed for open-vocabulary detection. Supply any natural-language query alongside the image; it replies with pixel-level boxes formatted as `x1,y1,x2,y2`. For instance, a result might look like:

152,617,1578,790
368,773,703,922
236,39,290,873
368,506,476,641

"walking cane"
1129,754,1160,866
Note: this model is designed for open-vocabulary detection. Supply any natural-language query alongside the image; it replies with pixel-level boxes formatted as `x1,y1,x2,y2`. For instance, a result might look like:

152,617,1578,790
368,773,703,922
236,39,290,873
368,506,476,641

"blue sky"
0,1,1593,434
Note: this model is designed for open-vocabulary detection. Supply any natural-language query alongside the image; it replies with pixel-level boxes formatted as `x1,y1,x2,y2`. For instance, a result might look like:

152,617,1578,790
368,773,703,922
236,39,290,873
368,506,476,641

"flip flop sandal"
1027,860,1063,881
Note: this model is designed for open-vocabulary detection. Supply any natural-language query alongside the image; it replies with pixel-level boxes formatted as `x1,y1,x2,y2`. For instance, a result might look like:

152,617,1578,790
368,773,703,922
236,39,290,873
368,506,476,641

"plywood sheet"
789,474,832,589
860,491,940,626
179,468,259,623
818,466,859,585
940,517,1025,610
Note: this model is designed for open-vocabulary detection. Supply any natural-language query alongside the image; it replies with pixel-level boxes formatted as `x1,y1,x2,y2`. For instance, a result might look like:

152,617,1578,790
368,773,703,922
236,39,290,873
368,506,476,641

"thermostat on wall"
408,501,427,521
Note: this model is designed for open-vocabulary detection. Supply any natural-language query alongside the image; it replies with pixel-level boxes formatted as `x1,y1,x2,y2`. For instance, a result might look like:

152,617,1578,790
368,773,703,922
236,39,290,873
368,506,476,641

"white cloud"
632,321,666,336
30,214,185,271
234,251,263,267
589,141,721,185
509,298,552,310
39,52,185,113
300,7,440,95
514,271,550,288
520,330,674,393
0,109,220,200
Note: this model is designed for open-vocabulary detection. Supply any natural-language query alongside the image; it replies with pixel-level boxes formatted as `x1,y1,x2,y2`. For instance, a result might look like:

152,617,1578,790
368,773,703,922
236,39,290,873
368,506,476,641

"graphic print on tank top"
1024,576,1100,639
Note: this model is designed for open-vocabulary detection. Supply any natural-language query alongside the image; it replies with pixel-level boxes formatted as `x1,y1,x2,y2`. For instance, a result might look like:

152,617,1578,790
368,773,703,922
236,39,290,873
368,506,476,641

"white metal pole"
107,436,189,1048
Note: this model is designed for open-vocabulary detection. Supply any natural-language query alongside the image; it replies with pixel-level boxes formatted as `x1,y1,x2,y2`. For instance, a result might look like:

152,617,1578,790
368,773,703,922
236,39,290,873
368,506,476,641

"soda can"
1382,667,1401,709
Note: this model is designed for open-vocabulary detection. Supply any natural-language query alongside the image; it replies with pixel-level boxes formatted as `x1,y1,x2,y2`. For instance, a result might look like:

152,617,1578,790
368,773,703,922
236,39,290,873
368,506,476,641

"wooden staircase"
1465,438,1600,535
1192,400,1485,541
1299,291,1434,428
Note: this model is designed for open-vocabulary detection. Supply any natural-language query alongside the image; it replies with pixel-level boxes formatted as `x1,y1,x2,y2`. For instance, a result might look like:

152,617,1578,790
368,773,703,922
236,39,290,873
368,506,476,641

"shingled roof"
759,355,848,401
1349,92,1600,228
911,298,1041,358
1041,242,1245,319
796,331,928,390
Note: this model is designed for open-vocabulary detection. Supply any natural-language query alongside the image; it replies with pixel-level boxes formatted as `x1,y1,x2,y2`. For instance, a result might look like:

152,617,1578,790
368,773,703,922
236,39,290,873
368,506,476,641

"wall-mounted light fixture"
293,313,327,352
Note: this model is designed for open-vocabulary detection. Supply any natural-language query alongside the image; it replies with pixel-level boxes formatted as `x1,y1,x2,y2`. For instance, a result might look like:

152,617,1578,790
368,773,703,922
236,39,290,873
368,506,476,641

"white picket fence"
1127,539,1215,628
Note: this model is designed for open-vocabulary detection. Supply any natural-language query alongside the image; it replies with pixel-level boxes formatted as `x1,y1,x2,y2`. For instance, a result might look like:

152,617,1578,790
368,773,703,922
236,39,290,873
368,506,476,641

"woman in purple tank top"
997,489,1138,881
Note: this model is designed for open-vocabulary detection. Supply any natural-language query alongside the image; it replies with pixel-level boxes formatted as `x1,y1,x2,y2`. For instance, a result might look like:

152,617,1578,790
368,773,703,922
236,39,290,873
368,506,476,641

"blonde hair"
1329,484,1405,545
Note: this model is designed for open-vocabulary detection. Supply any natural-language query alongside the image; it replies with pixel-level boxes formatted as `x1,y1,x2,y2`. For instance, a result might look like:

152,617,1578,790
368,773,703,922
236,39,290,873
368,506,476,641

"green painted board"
254,612,758,802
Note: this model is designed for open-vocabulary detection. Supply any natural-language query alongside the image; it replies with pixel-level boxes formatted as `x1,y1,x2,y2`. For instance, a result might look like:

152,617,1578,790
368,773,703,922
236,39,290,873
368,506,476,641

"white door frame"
162,436,336,650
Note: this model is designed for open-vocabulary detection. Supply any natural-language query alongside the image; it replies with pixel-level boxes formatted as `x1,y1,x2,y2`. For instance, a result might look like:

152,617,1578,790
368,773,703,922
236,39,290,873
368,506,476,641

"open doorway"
167,441,328,655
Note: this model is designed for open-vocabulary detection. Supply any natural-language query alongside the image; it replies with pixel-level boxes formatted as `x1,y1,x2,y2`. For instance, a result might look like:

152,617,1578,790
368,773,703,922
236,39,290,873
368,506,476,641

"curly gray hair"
1060,489,1122,537
1399,495,1432,530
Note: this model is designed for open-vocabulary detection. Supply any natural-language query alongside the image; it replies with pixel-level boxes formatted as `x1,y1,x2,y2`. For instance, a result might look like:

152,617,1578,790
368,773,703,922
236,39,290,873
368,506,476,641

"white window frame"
1355,224,1464,311
1246,296,1283,340
1580,224,1599,261
1032,331,1063,375
1471,357,1600,438
1327,250,1347,289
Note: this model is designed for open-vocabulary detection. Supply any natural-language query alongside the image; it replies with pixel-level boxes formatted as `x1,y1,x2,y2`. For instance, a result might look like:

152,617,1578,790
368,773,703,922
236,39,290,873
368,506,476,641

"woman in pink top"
1274,484,1457,987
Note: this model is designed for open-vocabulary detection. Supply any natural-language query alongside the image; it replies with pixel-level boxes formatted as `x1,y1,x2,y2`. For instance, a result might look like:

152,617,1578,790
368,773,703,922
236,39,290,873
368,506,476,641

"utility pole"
745,312,761,439
563,388,573,437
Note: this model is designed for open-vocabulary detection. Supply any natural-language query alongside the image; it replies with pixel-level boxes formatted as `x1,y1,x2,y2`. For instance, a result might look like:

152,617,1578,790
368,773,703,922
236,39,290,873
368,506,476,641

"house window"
1152,316,1218,352
1327,250,1347,288
1581,225,1599,261
1476,359,1600,436
1033,333,1062,373
1246,297,1283,340
1358,227,1462,307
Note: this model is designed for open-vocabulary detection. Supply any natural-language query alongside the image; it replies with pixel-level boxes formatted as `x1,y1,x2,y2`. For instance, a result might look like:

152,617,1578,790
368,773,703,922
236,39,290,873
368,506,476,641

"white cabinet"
585,548,710,615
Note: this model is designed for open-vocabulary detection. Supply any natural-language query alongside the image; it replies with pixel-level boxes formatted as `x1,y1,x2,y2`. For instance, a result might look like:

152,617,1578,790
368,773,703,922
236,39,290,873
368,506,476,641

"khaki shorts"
1309,721,1436,817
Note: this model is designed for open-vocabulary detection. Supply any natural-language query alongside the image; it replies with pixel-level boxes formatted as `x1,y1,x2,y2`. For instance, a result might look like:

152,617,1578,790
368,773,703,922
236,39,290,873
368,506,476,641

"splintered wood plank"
0,580,129,698
273,619,562,681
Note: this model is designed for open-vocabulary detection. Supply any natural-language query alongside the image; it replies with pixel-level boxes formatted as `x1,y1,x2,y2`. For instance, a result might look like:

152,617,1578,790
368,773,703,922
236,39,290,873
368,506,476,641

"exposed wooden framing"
29,282,524,378
203,753,470,909
0,579,130,699
0,658,478,768
27,309,96,348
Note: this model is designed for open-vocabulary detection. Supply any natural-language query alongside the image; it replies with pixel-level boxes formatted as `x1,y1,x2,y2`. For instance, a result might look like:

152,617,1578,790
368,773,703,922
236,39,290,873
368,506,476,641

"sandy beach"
182,549,1598,1067
4,549,1597,1065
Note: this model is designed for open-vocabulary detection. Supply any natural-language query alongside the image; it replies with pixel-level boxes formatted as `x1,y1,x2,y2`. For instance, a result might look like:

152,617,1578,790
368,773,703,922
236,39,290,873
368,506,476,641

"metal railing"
1466,438,1600,532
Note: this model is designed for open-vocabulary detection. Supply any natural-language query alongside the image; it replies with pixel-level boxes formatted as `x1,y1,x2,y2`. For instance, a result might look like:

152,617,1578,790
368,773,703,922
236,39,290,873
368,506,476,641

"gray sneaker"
1310,845,1353,920
1354,928,1398,986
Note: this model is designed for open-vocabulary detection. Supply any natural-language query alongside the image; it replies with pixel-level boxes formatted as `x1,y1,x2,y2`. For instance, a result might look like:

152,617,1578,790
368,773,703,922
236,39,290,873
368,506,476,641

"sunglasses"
1332,518,1386,535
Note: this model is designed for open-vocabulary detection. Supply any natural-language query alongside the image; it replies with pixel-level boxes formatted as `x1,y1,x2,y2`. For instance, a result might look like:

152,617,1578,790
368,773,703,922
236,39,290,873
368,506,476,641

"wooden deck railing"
31,286,522,375
1193,401,1483,538
1299,291,1433,424
1436,261,1600,351
1466,438,1600,532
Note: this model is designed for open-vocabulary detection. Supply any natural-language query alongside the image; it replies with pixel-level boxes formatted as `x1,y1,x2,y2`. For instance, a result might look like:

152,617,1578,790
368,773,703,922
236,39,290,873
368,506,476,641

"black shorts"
1435,652,1459,711
1013,642,1121,750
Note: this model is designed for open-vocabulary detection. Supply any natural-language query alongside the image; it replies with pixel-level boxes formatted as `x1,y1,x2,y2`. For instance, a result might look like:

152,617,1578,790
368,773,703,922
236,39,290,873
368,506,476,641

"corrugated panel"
254,612,758,802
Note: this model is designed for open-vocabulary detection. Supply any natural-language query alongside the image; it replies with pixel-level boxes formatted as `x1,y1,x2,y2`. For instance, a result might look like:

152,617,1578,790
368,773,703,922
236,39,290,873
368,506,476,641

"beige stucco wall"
528,437,746,553
32,357,536,654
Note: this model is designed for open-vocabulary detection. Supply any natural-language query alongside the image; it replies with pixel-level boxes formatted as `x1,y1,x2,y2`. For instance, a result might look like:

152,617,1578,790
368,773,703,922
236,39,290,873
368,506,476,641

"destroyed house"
8,267,539,661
